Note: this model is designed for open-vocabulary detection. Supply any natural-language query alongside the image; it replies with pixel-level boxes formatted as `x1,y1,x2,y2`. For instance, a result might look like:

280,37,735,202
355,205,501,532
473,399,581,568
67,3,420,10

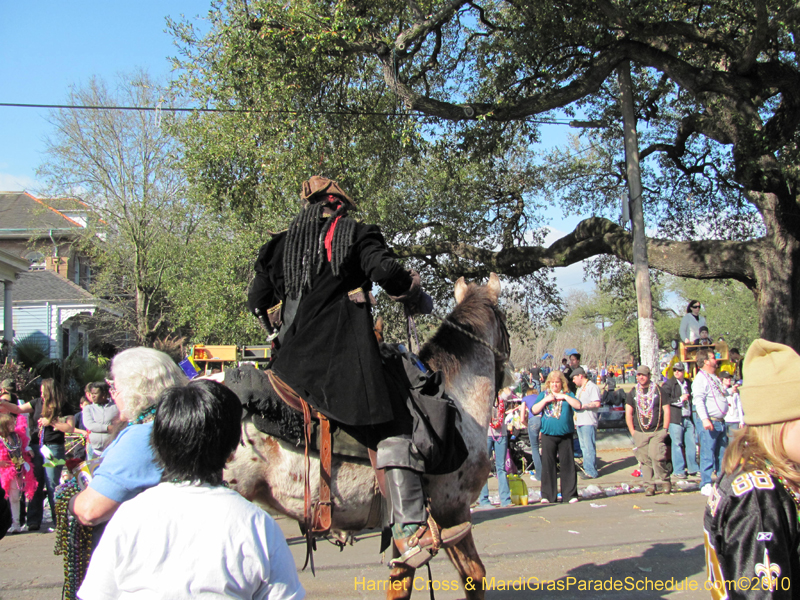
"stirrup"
389,516,471,569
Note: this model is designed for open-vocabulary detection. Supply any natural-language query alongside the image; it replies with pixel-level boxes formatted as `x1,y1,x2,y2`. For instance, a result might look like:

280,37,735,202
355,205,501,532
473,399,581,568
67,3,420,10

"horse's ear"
454,277,468,304
487,273,501,303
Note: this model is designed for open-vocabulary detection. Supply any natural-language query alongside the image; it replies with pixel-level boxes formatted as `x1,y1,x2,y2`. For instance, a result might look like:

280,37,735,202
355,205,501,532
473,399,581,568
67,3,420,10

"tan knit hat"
740,339,800,425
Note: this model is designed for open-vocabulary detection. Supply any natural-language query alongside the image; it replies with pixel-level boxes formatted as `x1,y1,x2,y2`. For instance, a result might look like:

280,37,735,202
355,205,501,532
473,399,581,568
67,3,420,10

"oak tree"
171,0,800,348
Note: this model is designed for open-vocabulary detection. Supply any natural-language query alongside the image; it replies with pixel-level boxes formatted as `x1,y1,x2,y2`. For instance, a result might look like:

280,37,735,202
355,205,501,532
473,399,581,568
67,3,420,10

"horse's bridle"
435,303,511,394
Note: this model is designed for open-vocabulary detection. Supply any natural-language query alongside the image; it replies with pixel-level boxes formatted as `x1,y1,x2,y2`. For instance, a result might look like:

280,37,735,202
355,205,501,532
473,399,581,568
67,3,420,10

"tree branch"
394,0,469,52
394,217,758,286
735,0,769,74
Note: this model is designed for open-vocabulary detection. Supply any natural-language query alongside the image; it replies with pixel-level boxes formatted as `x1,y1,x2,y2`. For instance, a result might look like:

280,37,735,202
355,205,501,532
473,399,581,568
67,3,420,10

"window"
25,251,45,271
62,327,70,359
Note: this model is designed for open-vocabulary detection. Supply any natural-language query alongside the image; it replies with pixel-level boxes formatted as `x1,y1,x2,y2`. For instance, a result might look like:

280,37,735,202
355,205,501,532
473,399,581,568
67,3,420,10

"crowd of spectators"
477,354,609,506
0,348,305,599
477,302,746,504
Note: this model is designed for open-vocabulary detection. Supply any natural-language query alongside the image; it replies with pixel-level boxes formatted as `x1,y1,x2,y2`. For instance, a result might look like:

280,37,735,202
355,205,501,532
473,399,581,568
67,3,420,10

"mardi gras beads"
54,479,92,600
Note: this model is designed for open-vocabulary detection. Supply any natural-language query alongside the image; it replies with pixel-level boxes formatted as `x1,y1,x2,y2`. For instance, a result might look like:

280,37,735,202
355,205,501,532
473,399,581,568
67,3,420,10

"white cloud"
0,172,40,192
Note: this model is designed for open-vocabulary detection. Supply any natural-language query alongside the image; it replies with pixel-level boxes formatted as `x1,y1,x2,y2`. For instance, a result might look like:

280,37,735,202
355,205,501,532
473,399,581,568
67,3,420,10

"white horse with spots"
225,274,507,600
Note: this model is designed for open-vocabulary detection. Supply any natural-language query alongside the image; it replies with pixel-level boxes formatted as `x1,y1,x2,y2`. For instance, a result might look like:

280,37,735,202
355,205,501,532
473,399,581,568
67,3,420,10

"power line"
0,101,575,125
0,99,624,171
0,102,395,115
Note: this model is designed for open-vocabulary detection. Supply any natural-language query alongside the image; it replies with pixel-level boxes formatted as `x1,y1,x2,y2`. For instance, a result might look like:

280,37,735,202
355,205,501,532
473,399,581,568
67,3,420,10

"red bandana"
324,215,341,261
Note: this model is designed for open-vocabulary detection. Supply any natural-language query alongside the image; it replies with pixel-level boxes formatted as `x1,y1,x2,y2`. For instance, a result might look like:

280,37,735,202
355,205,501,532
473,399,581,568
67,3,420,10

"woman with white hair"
70,347,187,527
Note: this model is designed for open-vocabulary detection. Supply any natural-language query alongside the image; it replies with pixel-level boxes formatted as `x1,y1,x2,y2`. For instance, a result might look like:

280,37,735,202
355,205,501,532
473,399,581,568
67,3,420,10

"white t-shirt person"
575,380,602,427
78,482,305,600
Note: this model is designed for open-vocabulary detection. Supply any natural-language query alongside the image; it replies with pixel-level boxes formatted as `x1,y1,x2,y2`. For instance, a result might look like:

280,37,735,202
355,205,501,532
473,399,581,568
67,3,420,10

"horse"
225,273,508,600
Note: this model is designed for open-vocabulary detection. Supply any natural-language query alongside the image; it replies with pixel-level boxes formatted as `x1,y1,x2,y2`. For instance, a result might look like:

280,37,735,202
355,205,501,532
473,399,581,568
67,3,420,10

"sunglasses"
691,305,701,309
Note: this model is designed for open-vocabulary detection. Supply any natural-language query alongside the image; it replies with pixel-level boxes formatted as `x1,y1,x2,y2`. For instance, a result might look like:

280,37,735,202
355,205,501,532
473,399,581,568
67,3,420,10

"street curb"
596,429,633,449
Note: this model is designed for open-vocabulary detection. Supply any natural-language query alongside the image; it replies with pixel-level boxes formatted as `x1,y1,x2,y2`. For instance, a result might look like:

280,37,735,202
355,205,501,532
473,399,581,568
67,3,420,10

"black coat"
248,222,413,427
662,376,692,425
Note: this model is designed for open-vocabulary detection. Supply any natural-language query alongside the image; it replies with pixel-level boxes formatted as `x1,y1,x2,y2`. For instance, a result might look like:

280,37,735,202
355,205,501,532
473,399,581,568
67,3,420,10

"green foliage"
74,360,109,389
581,257,679,356
87,352,110,369
8,338,109,406
12,335,61,379
165,212,267,345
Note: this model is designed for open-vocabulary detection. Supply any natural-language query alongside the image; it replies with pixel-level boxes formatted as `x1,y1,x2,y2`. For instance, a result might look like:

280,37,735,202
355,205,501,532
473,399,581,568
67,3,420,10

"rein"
405,303,511,393
405,307,509,360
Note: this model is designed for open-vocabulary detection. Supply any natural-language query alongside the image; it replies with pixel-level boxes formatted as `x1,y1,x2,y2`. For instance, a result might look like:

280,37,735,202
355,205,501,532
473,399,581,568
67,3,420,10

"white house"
0,191,113,359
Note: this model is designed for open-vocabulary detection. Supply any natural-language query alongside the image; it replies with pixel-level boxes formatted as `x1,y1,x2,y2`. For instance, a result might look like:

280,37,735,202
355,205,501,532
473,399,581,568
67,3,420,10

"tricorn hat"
300,176,356,208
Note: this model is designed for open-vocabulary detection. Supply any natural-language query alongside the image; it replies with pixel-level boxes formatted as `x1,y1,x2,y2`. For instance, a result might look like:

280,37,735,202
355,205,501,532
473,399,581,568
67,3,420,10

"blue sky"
0,1,592,291
0,1,204,189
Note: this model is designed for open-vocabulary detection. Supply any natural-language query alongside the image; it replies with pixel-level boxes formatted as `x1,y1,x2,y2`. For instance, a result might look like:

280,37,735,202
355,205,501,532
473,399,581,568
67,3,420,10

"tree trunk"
637,317,659,370
619,62,660,369
136,286,148,346
750,236,800,350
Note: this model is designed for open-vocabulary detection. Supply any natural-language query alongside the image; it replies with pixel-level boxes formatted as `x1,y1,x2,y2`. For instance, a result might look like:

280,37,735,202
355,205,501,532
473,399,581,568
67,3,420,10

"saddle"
224,364,385,572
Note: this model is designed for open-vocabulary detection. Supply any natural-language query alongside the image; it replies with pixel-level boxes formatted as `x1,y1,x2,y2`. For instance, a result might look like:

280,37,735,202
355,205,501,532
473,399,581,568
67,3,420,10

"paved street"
1,448,712,600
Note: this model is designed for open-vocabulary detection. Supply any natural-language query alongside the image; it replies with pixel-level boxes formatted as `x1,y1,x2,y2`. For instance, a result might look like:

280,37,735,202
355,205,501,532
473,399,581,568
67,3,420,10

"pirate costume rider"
247,176,471,569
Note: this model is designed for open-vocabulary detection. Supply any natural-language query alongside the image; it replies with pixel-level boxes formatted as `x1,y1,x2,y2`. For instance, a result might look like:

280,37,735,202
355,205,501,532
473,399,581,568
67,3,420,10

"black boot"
385,467,426,532
385,468,471,569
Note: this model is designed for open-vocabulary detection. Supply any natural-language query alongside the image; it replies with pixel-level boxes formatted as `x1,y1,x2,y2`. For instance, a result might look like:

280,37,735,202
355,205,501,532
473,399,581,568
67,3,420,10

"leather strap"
289,381,333,572
314,414,333,534
265,370,305,413
367,448,388,499
301,398,315,572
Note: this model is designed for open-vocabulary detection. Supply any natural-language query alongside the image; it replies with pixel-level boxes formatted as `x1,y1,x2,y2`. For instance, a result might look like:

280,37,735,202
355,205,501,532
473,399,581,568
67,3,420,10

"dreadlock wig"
283,198,357,299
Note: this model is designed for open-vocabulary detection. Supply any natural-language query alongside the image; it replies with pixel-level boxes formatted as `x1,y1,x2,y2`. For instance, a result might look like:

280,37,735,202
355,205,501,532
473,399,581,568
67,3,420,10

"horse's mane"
419,282,500,382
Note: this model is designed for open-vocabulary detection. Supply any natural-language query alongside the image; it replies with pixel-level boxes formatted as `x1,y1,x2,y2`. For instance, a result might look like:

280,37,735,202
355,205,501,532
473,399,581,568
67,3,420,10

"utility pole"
600,317,607,369
618,62,659,370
